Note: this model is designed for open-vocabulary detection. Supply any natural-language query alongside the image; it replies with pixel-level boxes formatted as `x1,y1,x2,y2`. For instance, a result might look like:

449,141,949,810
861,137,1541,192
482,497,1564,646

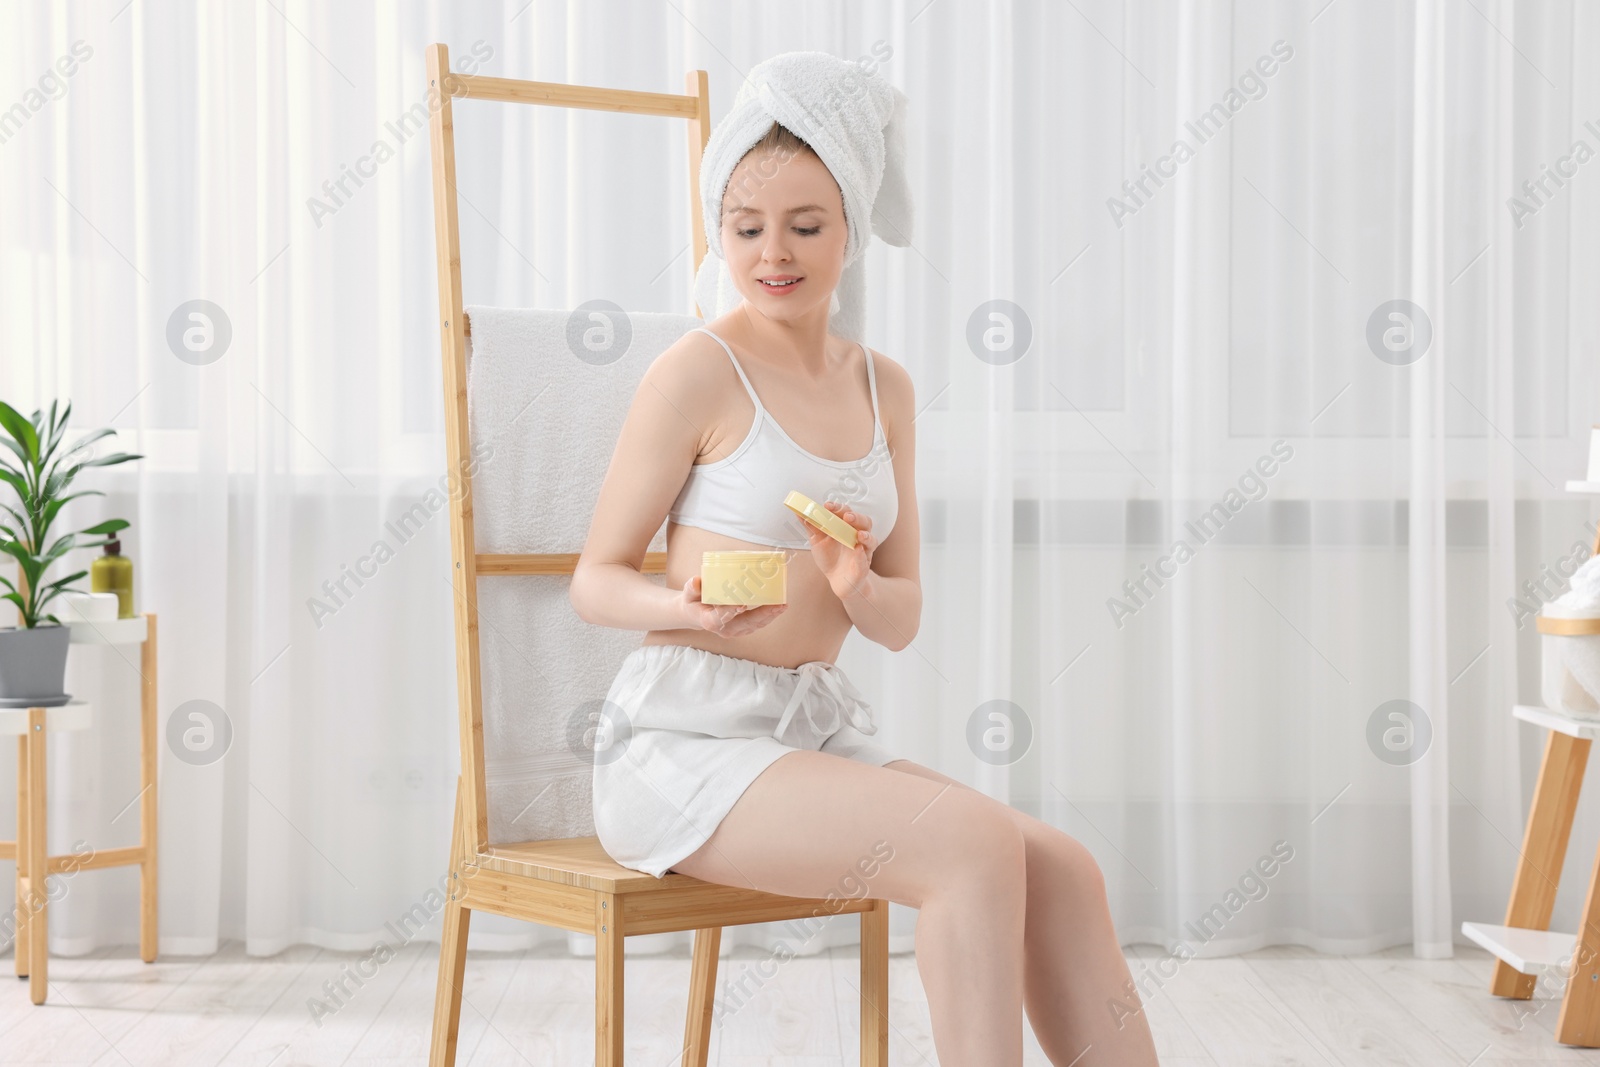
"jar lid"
1542,600,1600,619
1537,600,1600,634
783,490,858,548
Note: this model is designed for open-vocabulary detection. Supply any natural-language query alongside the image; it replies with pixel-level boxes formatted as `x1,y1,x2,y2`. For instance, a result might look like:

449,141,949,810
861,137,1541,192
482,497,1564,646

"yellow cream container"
783,490,858,548
701,550,787,606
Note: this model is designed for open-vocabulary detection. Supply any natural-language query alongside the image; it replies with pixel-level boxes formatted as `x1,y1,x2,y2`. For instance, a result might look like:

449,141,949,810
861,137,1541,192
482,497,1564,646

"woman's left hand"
807,501,876,599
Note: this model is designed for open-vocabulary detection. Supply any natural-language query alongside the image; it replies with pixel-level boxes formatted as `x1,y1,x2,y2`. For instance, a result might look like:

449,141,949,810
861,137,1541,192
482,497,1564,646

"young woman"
570,119,1159,1066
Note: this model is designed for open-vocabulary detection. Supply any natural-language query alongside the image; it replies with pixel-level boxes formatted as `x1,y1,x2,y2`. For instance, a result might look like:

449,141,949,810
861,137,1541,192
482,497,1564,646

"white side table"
0,613,158,1005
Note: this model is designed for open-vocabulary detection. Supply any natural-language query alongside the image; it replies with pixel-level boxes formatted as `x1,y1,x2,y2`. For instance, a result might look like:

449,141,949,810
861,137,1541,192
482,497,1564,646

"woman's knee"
914,789,1027,900
1025,823,1107,902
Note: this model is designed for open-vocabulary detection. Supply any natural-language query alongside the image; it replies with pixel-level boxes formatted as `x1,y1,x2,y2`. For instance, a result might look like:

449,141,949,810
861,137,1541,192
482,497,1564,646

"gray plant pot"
0,624,72,704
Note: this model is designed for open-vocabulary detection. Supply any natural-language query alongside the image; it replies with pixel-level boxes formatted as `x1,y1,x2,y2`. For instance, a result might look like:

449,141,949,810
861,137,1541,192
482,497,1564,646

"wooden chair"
423,44,891,1065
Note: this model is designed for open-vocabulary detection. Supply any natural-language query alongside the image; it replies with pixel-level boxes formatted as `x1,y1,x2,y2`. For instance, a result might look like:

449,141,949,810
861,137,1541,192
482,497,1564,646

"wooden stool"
0,613,159,1005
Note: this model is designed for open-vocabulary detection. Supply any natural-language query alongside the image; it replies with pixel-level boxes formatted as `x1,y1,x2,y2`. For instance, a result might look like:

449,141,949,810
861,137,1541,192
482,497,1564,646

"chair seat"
475,835,702,894
469,835,878,939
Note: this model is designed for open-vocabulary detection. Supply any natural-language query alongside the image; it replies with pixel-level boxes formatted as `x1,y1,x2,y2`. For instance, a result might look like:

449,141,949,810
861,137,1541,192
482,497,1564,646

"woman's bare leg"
670,748,1028,1066
882,759,1160,1067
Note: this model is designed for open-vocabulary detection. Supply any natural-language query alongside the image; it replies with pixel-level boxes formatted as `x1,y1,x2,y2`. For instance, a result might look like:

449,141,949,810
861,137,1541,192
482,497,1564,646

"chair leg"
860,898,890,1065
682,926,722,1065
430,778,473,1067
596,892,624,1066
430,895,472,1065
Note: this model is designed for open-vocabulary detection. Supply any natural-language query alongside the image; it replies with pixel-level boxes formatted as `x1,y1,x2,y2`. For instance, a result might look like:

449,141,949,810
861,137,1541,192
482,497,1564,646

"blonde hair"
748,120,814,160
720,122,820,224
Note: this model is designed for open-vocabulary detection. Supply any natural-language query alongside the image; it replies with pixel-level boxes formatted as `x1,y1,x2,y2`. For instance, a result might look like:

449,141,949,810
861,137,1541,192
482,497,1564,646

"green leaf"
42,400,63,458
0,434,31,475
79,518,129,536
0,541,44,600
0,538,36,571
39,490,102,531
39,570,88,597
50,451,142,487
40,532,77,563
41,400,73,471
63,427,115,454
31,569,87,624
0,401,39,462
77,451,142,469
44,428,115,482
0,467,26,502
41,467,69,502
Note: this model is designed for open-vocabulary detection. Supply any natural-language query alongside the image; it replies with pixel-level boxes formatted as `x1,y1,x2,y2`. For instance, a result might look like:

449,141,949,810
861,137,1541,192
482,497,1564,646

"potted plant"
0,400,140,706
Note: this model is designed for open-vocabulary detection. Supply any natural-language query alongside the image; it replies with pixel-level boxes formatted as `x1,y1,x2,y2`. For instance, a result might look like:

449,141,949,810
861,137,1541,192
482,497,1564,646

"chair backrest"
426,43,712,860
464,306,703,843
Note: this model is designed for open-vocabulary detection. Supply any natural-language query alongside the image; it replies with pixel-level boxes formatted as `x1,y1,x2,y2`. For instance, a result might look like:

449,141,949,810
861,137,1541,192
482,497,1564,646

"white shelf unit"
0,700,90,735
1462,921,1577,974
1513,703,1600,740
66,616,147,646
1464,477,1600,1046
1464,705,1600,980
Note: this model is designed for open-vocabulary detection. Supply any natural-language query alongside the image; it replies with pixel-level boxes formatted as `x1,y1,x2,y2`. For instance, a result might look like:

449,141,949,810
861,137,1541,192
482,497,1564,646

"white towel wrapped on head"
692,50,914,343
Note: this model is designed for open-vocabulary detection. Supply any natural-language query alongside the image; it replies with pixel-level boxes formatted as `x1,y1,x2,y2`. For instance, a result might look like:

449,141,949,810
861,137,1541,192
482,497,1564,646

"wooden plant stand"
0,613,159,1004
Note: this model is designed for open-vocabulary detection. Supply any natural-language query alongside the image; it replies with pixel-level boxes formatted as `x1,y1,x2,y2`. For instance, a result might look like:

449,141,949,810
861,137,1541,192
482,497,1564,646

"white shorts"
591,642,899,879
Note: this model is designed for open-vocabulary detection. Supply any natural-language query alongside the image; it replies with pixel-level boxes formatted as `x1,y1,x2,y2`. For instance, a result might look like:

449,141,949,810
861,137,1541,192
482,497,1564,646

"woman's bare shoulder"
649,326,730,378
638,328,739,409
864,345,910,383
865,346,914,416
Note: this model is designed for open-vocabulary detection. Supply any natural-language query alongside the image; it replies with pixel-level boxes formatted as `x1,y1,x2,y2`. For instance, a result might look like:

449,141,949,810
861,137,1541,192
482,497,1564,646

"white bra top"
667,327,899,551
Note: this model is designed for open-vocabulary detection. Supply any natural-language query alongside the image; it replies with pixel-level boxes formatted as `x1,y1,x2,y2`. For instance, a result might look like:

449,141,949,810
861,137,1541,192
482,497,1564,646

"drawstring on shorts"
772,661,878,745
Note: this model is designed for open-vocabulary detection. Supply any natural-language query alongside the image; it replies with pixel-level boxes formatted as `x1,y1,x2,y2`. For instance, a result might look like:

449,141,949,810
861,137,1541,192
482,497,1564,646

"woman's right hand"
678,575,788,637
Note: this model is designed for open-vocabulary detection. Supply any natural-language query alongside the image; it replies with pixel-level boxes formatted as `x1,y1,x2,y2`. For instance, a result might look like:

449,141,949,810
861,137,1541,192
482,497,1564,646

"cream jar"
1538,603,1600,719
701,550,787,606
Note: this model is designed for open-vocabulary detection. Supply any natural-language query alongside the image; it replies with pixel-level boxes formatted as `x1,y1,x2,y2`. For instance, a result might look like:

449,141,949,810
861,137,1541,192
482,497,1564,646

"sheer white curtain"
3,0,1596,965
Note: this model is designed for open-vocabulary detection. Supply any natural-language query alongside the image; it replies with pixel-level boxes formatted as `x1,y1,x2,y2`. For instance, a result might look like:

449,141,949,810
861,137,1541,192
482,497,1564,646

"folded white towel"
692,50,914,343
1556,554,1600,610
465,305,702,843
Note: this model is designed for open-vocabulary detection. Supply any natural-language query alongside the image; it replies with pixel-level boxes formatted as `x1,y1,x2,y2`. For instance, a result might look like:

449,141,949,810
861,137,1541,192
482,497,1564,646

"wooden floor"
0,939,1596,1065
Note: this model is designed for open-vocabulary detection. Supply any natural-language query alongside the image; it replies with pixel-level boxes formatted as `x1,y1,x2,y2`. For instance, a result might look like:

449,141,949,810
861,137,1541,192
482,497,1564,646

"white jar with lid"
1539,601,1600,719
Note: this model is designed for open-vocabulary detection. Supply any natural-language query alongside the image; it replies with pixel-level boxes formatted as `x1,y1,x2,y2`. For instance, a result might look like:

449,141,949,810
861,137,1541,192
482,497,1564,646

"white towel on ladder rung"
464,305,702,844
